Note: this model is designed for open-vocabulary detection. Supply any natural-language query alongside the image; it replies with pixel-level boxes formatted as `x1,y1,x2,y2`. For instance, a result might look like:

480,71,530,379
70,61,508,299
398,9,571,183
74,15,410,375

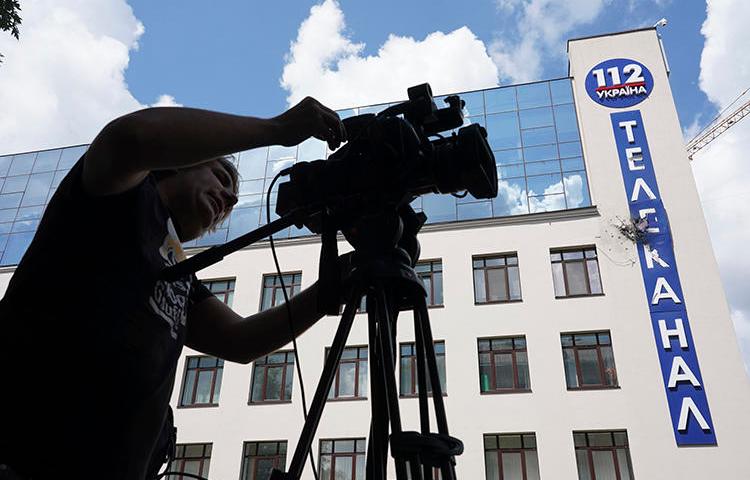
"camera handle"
159,207,316,281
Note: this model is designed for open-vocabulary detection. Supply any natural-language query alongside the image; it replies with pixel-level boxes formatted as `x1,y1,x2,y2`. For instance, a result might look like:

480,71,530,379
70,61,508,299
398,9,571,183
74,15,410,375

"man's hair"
153,154,241,229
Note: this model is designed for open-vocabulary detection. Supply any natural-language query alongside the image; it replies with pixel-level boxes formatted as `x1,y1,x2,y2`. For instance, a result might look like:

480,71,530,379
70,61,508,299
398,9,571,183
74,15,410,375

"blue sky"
123,0,712,127
0,0,749,373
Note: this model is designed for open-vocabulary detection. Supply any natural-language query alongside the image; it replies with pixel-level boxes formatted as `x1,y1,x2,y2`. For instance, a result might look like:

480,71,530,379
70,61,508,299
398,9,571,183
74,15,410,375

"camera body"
276,83,498,233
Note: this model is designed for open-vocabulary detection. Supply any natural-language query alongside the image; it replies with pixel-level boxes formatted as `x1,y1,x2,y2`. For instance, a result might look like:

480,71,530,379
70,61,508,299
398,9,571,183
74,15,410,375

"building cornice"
0,206,600,274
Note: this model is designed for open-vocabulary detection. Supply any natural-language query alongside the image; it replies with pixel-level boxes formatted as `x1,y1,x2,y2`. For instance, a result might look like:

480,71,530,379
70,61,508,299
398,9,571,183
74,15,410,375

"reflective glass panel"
529,194,566,213
486,112,521,150
527,173,563,196
268,145,297,160
524,144,558,162
494,177,528,216
494,148,523,166
554,103,580,142
297,138,327,161
525,160,561,176
58,146,87,169
517,82,551,109
239,148,268,179
9,153,36,176
485,87,517,113
561,157,585,172
559,141,582,158
228,207,261,240
21,172,54,207
457,201,492,221
550,79,574,104
422,193,456,223
33,149,61,173
0,155,12,176
457,90,485,117
498,164,525,179
522,126,556,147
564,171,591,208
519,107,554,129
2,175,29,194
0,193,23,210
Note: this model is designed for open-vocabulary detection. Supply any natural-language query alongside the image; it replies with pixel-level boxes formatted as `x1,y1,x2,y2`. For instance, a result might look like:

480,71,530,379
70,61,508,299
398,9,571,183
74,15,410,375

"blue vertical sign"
610,110,716,445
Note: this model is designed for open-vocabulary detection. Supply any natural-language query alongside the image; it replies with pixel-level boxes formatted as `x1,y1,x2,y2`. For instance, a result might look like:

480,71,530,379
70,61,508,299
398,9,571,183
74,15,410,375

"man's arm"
82,98,346,195
185,282,326,364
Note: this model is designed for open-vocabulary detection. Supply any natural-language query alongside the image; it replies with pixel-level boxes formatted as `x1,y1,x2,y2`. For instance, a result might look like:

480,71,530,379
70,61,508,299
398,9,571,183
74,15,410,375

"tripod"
271,207,463,480
161,204,464,480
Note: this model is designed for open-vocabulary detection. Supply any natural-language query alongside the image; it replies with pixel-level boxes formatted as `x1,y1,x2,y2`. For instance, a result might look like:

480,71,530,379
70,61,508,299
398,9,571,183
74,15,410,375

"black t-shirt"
0,157,212,479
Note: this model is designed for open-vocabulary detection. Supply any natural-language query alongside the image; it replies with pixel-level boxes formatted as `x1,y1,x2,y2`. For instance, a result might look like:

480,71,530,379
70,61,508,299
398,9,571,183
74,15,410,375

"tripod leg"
415,298,459,480
415,298,449,434
282,288,364,480
413,314,430,434
366,291,387,480
373,283,409,480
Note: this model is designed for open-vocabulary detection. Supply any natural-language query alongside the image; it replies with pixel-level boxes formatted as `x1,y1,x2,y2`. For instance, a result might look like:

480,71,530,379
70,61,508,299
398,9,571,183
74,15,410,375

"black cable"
266,171,320,480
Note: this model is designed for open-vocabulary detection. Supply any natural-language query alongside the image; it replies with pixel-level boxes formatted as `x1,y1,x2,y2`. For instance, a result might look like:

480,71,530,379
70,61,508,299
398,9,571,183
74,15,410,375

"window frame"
573,430,634,480
483,433,540,480
472,253,523,305
202,278,236,305
327,346,368,401
550,247,604,298
249,351,295,404
561,332,619,390
178,356,224,408
240,440,287,480
318,438,367,480
478,336,531,394
260,271,302,311
415,259,444,307
399,340,447,397
167,443,212,480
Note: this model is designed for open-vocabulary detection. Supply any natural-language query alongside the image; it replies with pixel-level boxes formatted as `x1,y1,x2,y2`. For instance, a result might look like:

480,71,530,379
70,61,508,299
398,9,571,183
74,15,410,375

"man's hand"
272,97,347,151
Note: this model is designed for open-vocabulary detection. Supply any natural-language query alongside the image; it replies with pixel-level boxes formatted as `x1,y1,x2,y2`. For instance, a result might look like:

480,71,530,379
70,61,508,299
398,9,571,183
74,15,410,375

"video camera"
276,83,498,233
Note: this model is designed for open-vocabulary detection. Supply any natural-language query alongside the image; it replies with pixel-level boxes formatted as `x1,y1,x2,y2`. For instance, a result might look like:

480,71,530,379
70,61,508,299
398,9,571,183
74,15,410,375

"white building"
1,28,748,480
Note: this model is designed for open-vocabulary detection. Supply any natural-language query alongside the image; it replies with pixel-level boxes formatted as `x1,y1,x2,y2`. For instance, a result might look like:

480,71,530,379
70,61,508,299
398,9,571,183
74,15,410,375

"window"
551,248,603,297
415,260,443,306
573,431,634,480
166,443,211,480
204,278,236,305
484,433,540,480
179,356,224,407
562,332,618,389
240,441,287,480
400,341,446,396
250,351,295,403
478,337,530,393
319,438,366,480
328,346,368,400
473,254,522,304
261,272,302,311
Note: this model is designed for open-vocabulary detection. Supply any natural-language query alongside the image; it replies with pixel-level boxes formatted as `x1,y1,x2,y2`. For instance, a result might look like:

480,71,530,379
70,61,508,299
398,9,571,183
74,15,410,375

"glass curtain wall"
0,79,590,266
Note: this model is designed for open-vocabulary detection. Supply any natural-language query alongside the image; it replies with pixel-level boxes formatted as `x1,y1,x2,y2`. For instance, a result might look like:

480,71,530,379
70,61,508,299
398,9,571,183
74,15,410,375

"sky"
0,0,748,374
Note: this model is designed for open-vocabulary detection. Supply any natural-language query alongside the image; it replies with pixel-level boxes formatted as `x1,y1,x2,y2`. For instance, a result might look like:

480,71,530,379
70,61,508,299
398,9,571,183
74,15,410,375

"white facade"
167,29,750,479
1,28,748,479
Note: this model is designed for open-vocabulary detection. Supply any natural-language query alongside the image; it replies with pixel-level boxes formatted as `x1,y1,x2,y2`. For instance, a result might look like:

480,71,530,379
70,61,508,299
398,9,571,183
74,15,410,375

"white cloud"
489,0,607,83
0,0,178,155
693,0,750,375
280,0,498,110
151,94,183,107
